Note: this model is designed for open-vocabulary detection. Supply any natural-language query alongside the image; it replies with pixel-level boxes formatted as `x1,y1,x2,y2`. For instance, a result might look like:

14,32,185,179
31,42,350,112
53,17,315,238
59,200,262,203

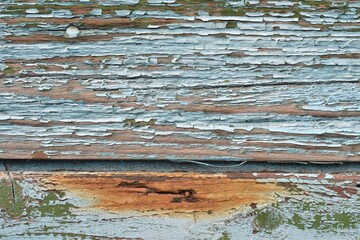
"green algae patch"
276,182,302,193
124,118,157,127
253,200,360,234
0,179,76,220
218,231,231,240
221,8,245,16
2,67,16,75
31,191,76,219
0,179,27,218
226,21,237,28
254,205,284,234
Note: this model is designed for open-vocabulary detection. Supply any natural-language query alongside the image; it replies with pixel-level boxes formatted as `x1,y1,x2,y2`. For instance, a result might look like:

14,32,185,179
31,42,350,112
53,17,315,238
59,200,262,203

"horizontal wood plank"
1,0,360,161
0,161,359,239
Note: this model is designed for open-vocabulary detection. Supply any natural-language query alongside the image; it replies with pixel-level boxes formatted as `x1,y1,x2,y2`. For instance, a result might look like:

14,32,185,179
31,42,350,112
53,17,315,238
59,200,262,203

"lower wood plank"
0,162,359,239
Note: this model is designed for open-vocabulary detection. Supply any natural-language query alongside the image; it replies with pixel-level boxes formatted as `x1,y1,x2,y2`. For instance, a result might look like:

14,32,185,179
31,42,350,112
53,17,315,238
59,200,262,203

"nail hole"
65,25,80,39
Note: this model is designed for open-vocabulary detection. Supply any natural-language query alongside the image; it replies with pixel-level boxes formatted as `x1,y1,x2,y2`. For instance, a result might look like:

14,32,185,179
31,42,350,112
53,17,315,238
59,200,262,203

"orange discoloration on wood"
41,172,286,214
32,151,49,160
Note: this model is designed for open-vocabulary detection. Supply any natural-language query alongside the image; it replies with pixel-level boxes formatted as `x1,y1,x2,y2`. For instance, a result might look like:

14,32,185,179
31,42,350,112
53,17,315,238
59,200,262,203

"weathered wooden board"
0,161,359,239
1,2,359,238
0,0,359,162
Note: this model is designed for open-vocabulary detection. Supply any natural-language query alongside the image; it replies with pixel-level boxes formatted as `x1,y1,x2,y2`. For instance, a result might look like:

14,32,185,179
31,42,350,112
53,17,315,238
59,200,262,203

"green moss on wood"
1,179,76,220
123,118,157,127
276,182,302,193
2,67,16,75
37,64,49,71
23,23,42,28
34,192,75,218
0,179,26,218
253,200,359,234
254,205,284,234
218,231,231,240
221,8,245,16
226,21,237,28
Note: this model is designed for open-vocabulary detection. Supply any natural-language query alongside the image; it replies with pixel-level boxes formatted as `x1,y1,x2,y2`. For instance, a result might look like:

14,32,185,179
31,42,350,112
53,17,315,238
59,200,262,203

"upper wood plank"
0,0,360,162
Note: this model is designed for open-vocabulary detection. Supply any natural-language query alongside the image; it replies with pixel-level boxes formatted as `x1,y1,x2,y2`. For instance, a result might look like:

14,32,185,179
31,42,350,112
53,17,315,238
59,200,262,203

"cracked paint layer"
0,0,359,162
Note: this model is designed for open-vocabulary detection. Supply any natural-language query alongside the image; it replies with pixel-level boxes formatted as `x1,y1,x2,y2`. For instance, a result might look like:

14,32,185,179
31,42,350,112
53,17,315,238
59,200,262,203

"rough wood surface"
1,0,360,162
0,161,359,239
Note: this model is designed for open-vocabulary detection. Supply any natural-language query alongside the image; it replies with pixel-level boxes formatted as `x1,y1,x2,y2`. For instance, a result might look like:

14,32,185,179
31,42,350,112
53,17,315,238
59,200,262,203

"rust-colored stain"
42,172,286,214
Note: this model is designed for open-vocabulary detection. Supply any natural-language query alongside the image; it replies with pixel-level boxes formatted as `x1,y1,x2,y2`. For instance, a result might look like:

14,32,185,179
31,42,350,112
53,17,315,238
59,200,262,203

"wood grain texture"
0,161,359,239
1,0,360,161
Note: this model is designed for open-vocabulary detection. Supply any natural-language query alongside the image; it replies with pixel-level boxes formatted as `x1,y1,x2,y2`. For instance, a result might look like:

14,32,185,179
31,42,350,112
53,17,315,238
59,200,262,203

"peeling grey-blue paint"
0,0,359,161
